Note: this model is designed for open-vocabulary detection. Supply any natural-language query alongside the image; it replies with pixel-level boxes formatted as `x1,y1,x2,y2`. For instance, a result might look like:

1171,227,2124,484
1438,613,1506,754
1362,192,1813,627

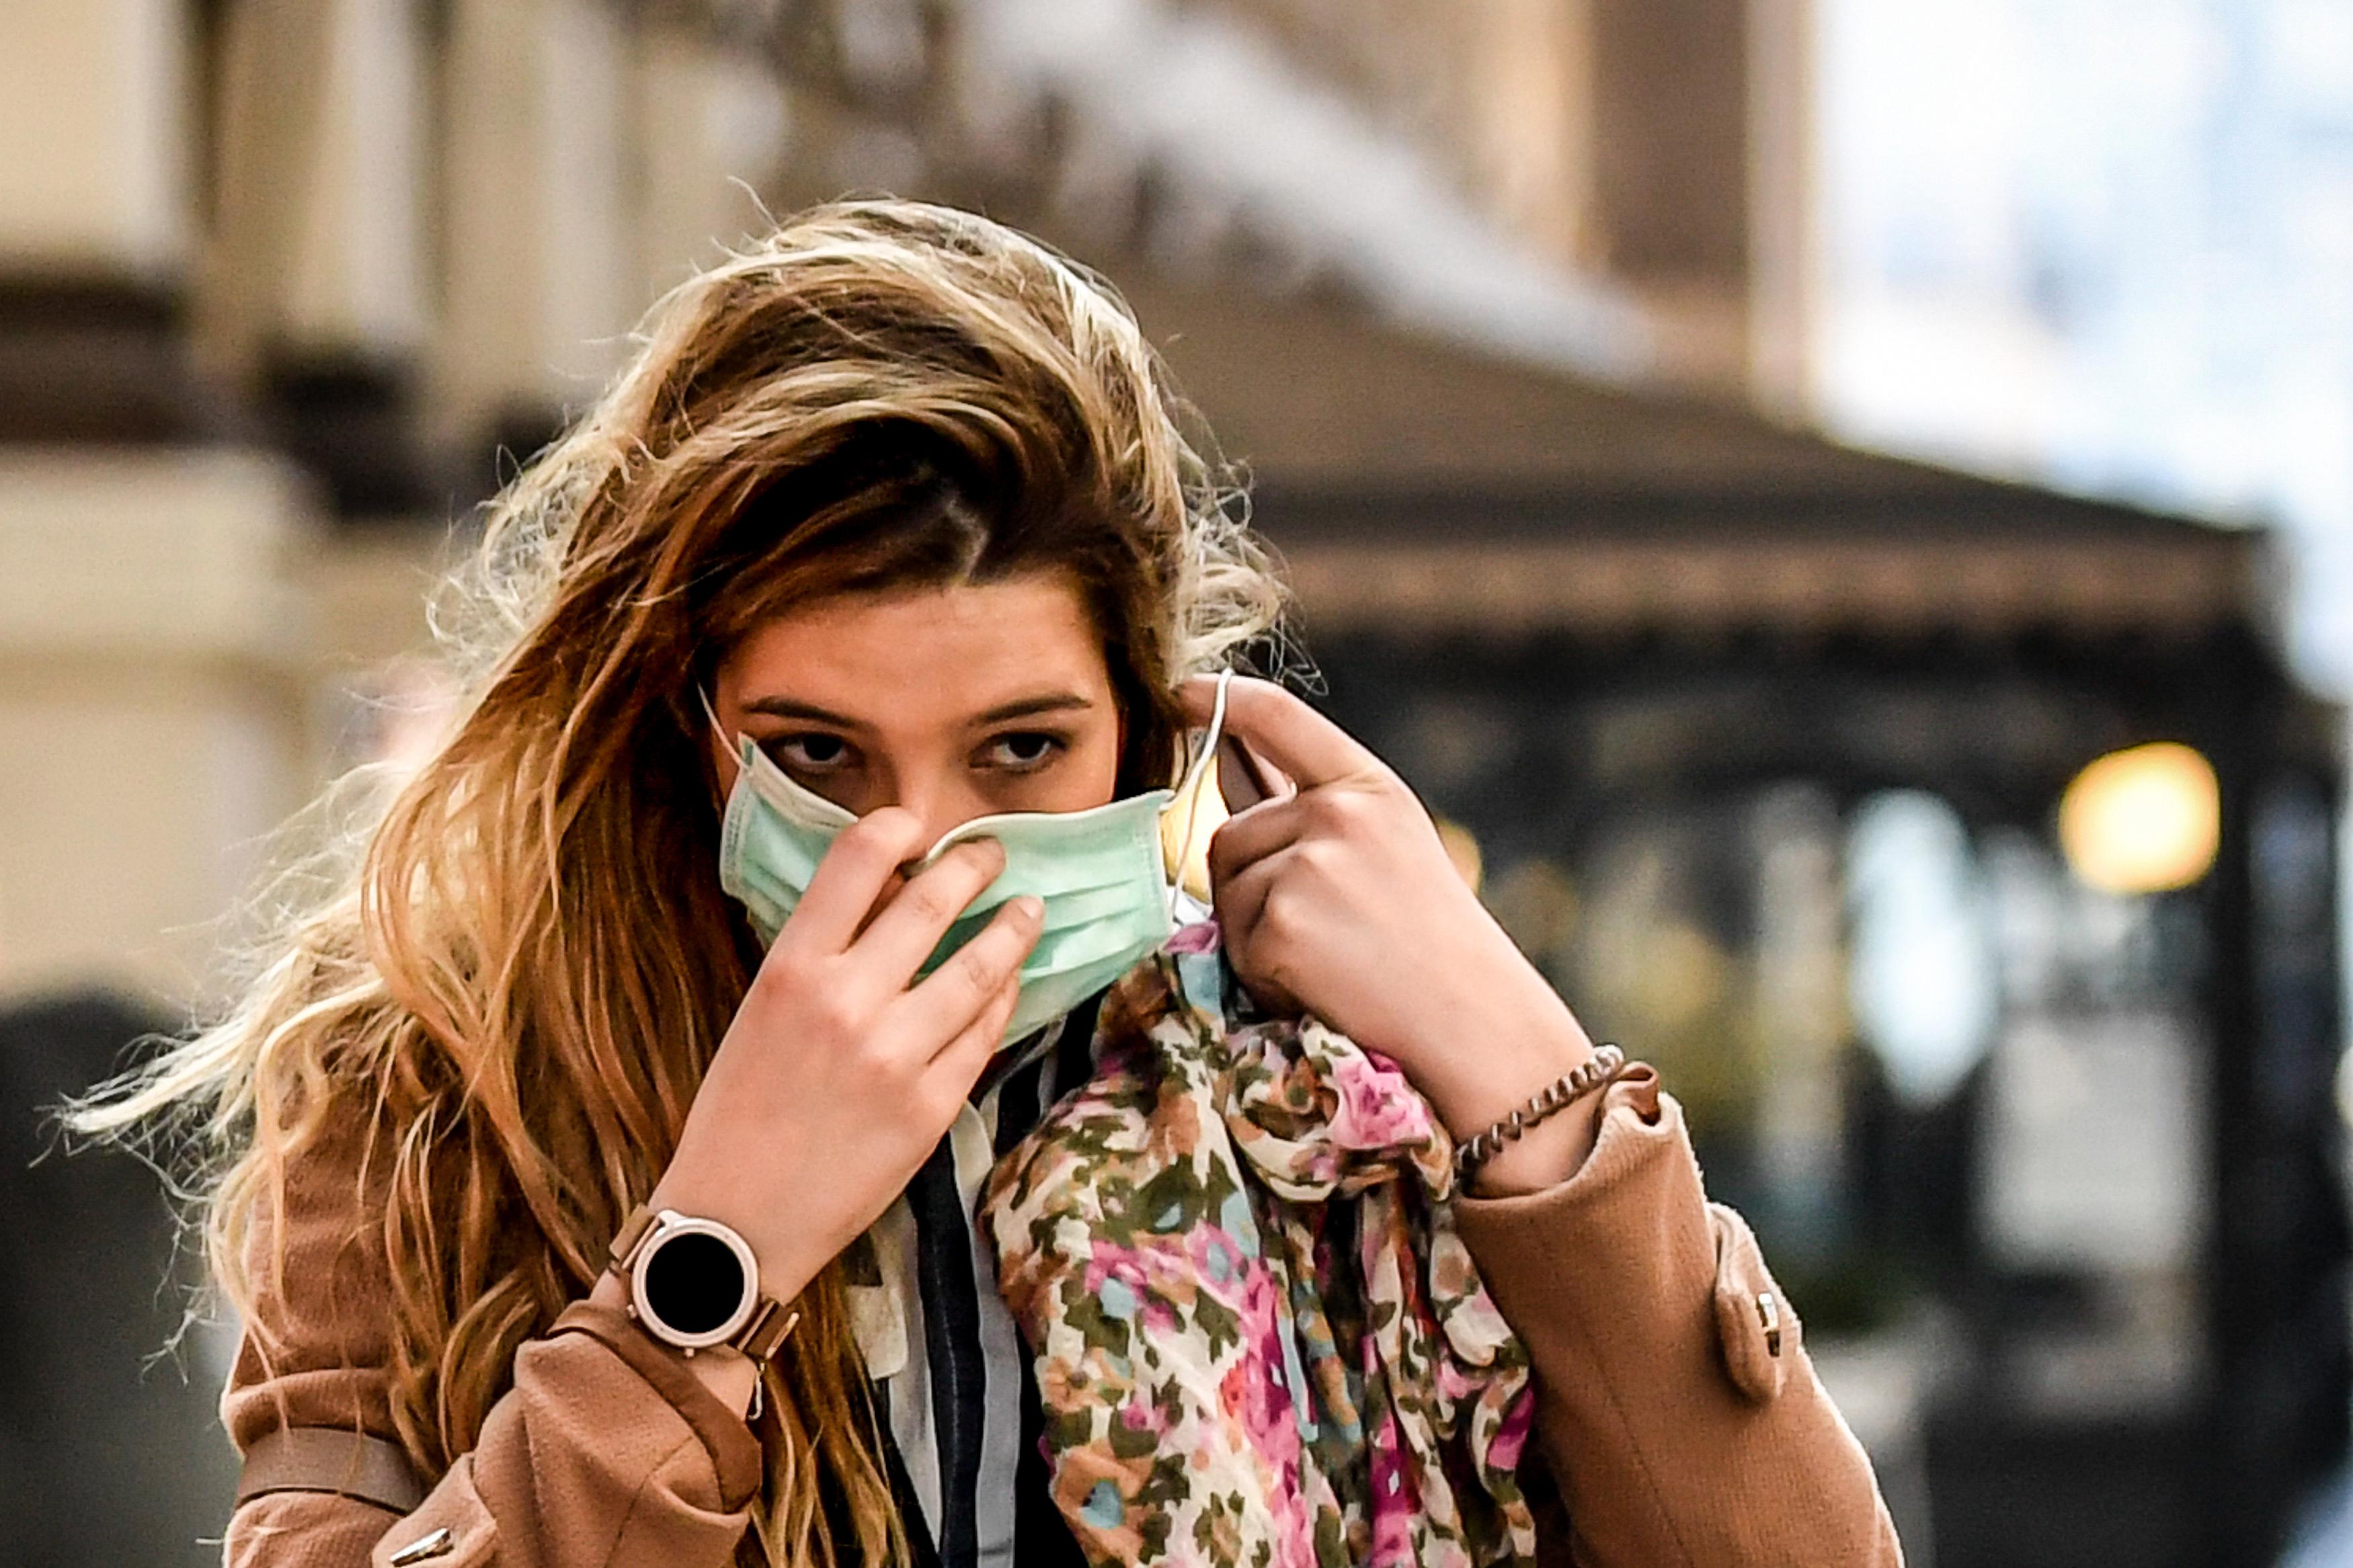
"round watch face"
631,1215,758,1350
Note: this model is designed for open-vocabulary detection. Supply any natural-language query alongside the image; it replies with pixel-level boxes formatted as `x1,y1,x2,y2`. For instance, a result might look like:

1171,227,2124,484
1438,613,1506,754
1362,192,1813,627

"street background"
3,2,2352,1565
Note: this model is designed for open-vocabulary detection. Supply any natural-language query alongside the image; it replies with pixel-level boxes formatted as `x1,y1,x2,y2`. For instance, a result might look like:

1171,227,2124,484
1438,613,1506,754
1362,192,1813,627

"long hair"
71,199,1286,1566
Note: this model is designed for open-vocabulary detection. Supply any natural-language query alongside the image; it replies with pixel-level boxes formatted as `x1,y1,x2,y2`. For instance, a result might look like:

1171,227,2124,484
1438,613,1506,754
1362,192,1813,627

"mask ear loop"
697,687,742,757
1166,669,1233,919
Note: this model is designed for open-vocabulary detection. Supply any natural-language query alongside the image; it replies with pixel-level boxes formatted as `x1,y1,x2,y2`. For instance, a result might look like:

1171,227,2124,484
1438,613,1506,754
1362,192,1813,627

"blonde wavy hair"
74,199,1285,1566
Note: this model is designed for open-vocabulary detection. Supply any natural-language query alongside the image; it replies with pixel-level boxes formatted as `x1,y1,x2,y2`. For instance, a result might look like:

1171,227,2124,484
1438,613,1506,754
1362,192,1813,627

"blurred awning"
1119,282,2262,641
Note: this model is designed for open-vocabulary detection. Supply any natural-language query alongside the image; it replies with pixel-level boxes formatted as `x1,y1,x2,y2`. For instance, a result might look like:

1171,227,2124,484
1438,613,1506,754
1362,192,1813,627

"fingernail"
1013,895,1043,921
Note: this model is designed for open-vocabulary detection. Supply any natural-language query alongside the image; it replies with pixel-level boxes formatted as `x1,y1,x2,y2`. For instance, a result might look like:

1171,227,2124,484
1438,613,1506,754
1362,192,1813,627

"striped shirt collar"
854,995,1107,1568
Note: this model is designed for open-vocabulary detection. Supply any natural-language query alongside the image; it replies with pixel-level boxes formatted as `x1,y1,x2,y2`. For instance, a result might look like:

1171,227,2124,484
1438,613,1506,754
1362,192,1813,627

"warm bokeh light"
1436,818,1484,894
2058,743,2221,895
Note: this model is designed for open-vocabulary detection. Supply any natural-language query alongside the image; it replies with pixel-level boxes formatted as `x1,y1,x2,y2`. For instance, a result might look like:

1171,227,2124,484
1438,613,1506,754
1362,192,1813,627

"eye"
771,733,854,772
980,731,1064,772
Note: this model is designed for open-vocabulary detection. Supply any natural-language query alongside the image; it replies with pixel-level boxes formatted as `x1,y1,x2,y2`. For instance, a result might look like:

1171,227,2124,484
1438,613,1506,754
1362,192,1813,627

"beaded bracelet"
1452,1044,1628,1183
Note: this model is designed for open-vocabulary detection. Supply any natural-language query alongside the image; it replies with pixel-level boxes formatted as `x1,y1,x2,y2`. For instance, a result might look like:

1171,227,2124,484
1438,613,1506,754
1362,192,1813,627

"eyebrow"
738,691,1096,727
973,692,1096,725
741,696,867,727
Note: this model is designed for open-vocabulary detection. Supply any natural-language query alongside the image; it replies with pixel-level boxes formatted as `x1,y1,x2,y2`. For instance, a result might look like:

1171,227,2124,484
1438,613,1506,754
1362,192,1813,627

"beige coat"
222,1067,1903,1567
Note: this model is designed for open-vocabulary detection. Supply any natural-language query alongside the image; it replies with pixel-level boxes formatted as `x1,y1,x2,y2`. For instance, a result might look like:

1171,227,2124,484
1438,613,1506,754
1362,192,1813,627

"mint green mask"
713,673,1230,1046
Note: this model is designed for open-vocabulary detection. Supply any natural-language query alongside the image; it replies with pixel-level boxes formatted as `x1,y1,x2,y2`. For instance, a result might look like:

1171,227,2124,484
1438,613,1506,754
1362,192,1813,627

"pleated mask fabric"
711,675,1230,1048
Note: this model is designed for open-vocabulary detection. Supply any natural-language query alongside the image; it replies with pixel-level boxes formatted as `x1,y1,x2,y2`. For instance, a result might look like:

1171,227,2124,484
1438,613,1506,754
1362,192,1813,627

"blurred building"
0,0,1825,1032
1,4,2344,1567
1132,281,2347,1566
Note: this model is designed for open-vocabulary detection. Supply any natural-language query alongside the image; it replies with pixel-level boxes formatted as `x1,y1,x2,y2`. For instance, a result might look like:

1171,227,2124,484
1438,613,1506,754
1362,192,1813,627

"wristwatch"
607,1204,799,1364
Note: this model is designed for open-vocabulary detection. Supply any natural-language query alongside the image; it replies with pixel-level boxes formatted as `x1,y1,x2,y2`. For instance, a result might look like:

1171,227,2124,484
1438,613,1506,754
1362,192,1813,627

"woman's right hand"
643,807,1041,1309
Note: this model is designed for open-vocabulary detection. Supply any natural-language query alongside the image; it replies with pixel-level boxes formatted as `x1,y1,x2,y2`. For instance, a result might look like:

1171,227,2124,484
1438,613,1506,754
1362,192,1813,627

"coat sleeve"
1451,1065,1905,1568
219,1112,764,1568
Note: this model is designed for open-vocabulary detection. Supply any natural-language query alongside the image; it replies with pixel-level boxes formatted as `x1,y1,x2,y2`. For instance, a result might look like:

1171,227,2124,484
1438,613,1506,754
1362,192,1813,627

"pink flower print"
1081,1245,1148,1307
1221,1274,1306,1463
1138,1292,1181,1337
1366,1407,1419,1567
1083,1243,1183,1336
1237,1265,1289,1359
1182,1223,1252,1297
1117,1398,1168,1438
1488,1391,1534,1473
1218,1358,1282,1450
1325,1050,1435,1153
1218,1358,1319,1567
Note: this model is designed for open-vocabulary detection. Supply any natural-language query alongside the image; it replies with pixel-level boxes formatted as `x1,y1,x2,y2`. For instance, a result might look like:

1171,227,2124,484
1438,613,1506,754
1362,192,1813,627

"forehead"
721,572,1111,717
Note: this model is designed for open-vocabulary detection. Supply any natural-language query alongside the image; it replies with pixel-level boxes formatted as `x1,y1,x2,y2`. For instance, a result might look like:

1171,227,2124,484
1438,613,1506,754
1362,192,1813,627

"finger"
781,808,932,954
1177,675,1380,791
928,968,1023,1096
852,838,1010,981
1206,796,1308,886
905,895,1043,1042
1211,850,1281,950
1211,854,1305,1017
1215,734,1287,812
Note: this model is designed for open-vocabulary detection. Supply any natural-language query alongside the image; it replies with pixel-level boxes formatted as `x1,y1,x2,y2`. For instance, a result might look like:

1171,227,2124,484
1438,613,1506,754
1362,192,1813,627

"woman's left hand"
1185,677,1599,1180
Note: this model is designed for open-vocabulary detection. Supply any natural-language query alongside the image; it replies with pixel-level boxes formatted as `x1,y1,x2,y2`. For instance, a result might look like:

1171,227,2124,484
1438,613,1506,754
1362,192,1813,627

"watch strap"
608,1202,660,1270
608,1202,801,1366
736,1295,801,1363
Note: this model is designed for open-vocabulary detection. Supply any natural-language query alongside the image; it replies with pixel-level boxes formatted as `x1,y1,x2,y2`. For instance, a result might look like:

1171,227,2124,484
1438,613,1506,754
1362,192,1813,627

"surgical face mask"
713,673,1230,1046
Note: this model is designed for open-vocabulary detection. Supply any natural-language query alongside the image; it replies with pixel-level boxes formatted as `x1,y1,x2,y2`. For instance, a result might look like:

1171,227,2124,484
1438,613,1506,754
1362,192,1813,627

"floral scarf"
978,925,1538,1568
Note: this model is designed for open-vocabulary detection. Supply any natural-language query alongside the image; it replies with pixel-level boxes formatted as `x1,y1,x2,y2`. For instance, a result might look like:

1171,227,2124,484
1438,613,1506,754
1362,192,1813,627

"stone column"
0,0,190,282
0,0,327,1015
0,0,205,440
633,19,790,301
200,0,431,372
0,452,303,1567
0,451,319,1009
1747,0,1819,420
202,0,436,513
439,0,637,454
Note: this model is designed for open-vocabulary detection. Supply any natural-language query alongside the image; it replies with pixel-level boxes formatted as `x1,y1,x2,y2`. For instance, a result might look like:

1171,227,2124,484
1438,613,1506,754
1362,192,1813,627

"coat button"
1756,1290,1783,1358
387,1526,455,1565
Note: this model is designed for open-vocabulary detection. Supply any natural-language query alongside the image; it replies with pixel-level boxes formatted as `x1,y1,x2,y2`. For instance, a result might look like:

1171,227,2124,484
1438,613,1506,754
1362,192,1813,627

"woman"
83,200,1900,1567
